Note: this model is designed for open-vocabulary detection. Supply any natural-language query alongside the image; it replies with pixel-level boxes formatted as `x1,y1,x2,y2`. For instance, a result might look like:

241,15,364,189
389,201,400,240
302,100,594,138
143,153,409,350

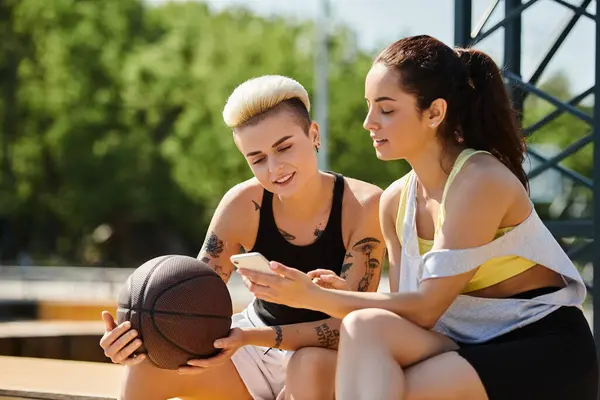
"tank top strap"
395,171,414,244
436,148,490,230
327,171,345,232
257,188,279,236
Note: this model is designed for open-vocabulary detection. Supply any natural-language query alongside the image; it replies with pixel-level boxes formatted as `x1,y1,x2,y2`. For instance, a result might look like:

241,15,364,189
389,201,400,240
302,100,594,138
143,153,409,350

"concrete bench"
0,356,188,400
0,355,123,400
0,321,107,363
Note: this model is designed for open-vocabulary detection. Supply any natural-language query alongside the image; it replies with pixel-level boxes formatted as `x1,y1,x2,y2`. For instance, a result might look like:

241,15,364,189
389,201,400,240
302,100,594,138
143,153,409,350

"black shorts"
457,288,599,400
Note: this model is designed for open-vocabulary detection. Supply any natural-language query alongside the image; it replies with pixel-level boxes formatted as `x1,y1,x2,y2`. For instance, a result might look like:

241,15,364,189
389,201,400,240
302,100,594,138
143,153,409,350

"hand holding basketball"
178,328,245,374
307,269,350,290
238,261,322,309
99,311,146,366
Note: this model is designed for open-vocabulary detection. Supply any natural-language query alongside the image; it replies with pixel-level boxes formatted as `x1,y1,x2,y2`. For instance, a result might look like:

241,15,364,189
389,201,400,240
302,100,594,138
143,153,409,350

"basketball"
116,255,233,370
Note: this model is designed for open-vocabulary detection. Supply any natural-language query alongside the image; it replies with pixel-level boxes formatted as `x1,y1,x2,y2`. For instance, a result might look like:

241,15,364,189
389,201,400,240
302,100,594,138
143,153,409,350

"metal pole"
593,0,600,364
314,0,330,171
454,0,472,47
504,0,524,123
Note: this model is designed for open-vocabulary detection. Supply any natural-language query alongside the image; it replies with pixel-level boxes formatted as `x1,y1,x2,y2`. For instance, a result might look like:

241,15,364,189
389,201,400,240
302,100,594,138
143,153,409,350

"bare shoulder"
219,177,265,213
211,177,264,245
343,176,383,208
457,153,525,200
381,172,412,214
446,152,529,225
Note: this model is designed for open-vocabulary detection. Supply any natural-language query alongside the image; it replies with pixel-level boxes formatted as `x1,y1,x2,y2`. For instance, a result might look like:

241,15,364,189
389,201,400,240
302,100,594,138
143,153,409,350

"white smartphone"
230,252,275,274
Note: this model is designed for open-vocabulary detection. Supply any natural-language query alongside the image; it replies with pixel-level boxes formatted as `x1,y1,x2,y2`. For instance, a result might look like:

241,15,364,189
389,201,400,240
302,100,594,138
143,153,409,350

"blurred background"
0,0,597,368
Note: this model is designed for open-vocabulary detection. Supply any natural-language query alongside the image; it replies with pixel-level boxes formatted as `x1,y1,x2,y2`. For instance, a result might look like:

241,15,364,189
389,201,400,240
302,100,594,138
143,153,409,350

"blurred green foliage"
0,0,592,267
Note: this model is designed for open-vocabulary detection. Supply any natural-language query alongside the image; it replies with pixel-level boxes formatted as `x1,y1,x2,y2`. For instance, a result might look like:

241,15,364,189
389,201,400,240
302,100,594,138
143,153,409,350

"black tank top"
251,172,347,326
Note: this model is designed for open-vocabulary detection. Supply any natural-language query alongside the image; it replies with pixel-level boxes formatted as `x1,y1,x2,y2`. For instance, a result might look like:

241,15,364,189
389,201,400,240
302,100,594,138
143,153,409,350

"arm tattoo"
252,200,260,211
278,228,296,241
263,325,284,355
273,325,283,348
353,237,382,292
315,322,340,349
204,231,224,258
213,265,229,280
340,252,353,279
200,232,229,280
314,227,324,239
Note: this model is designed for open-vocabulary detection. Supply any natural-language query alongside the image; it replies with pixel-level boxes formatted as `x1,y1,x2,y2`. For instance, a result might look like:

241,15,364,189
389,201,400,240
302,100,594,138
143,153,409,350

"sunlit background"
0,0,597,396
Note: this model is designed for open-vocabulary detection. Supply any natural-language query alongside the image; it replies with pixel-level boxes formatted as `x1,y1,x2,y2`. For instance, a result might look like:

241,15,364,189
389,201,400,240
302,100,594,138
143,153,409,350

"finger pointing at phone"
237,261,322,309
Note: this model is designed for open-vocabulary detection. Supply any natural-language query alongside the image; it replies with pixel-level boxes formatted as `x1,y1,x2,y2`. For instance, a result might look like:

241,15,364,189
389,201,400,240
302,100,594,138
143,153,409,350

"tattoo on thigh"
315,323,340,349
273,325,283,348
353,237,381,292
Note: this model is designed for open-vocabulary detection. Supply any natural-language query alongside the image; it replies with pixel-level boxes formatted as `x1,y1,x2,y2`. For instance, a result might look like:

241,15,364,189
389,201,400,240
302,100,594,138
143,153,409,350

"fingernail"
214,340,222,347
131,330,138,336
124,322,131,328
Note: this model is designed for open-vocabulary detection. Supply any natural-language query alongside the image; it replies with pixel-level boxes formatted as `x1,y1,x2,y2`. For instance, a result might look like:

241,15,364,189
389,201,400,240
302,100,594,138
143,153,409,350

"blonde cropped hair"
222,75,311,129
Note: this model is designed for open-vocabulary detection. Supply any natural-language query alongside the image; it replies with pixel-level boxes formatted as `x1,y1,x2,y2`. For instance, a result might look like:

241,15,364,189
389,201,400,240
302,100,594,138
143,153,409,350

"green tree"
1,0,410,266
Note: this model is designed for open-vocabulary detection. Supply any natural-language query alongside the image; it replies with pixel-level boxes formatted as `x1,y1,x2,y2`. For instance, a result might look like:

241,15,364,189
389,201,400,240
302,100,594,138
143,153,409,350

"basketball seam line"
137,254,177,368
150,261,231,362
117,307,231,320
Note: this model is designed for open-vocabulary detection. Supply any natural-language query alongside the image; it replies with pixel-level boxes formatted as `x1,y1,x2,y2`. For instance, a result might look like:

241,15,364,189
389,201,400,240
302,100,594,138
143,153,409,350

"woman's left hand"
237,262,322,309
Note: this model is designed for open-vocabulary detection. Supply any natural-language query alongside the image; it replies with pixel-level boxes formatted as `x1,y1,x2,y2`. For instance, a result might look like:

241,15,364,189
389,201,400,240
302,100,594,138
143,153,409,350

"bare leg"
404,352,488,400
335,308,460,400
285,347,337,400
119,358,252,400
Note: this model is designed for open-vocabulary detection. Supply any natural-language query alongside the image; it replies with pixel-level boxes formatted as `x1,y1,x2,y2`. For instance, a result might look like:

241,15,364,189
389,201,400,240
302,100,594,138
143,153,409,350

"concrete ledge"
0,356,187,400
0,321,107,363
0,356,123,400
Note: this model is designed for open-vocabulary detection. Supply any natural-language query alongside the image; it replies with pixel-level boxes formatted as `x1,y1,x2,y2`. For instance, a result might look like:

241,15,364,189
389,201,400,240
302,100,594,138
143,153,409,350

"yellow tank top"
395,148,537,293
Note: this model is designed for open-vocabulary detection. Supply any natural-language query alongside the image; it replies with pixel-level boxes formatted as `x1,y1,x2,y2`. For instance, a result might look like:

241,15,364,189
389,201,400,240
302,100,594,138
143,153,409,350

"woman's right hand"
307,269,350,291
99,311,146,366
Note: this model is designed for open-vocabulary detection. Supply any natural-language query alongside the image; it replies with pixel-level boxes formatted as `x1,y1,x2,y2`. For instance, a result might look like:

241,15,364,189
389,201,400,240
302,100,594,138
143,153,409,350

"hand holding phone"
230,252,276,275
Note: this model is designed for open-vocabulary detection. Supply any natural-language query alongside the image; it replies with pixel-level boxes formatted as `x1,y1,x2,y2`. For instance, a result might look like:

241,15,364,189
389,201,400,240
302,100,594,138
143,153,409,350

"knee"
341,308,399,340
286,348,336,399
287,347,331,382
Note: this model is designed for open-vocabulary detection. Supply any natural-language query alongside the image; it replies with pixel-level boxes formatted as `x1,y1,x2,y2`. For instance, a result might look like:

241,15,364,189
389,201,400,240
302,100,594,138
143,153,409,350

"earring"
315,145,320,153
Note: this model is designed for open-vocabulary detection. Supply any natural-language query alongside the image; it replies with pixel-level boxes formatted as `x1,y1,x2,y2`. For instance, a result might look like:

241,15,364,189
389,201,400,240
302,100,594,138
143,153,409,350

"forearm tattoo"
199,231,229,280
273,325,283,348
353,237,382,292
263,325,284,355
315,322,340,349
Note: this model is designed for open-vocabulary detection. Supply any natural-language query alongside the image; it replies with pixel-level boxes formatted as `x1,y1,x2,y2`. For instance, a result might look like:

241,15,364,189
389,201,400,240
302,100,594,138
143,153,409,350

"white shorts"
230,300,294,400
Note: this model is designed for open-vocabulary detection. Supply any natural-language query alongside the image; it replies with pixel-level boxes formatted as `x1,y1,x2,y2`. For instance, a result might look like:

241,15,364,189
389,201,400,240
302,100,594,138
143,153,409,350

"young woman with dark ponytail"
236,35,598,399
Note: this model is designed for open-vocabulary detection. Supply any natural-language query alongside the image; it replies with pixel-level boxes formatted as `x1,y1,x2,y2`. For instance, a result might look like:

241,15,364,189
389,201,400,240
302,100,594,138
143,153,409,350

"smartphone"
230,252,275,274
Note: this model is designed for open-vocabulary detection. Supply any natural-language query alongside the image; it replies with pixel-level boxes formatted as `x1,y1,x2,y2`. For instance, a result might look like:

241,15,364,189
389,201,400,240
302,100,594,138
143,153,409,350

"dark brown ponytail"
455,48,529,191
375,35,529,191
